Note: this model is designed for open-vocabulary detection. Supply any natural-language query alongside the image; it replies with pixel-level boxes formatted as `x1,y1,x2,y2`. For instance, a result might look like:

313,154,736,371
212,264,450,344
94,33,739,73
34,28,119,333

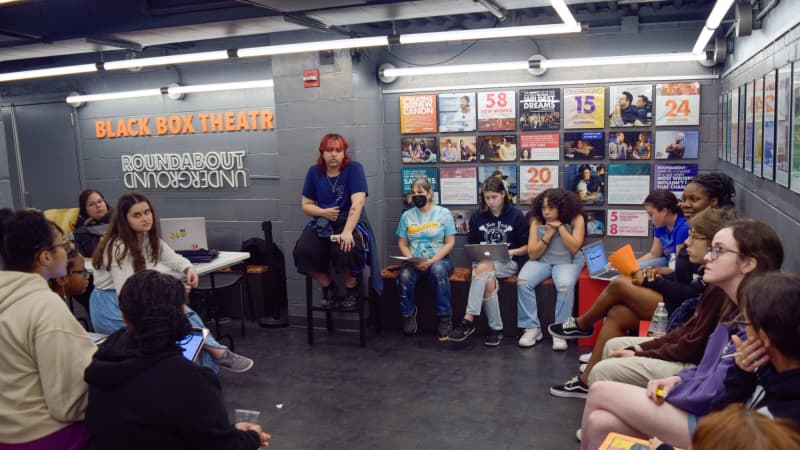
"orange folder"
608,244,639,277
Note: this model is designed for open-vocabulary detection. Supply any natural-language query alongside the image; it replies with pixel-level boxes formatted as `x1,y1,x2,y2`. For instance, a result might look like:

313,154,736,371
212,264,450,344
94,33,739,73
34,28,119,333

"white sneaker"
579,363,587,373
576,428,582,442
579,352,592,363
552,337,568,351
518,328,543,347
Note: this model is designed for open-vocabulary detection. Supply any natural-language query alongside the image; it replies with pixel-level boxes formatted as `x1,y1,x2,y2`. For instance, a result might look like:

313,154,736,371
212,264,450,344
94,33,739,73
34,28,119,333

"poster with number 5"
606,209,649,237
655,82,701,126
563,86,605,129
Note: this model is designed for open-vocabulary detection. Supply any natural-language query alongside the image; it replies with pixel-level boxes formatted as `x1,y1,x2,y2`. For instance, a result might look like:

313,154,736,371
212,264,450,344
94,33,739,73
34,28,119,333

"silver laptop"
160,217,209,251
464,243,511,262
582,241,620,281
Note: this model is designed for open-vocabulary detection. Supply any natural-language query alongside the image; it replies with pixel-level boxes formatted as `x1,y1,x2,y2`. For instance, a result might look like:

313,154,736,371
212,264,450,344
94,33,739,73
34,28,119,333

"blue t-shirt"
395,205,456,259
302,161,368,227
654,214,689,257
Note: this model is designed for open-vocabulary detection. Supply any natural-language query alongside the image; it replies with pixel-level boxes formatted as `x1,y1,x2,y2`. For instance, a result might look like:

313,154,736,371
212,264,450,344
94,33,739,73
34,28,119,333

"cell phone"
177,327,209,362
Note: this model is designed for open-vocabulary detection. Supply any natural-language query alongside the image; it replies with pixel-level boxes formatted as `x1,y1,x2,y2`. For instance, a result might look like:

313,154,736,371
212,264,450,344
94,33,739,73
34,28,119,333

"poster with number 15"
655,82,701,126
563,87,605,129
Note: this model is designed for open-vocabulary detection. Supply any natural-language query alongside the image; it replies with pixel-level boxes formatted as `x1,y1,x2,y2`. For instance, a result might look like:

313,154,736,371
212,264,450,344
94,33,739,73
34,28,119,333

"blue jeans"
638,256,668,268
398,257,453,317
516,256,584,329
90,288,225,372
465,260,517,331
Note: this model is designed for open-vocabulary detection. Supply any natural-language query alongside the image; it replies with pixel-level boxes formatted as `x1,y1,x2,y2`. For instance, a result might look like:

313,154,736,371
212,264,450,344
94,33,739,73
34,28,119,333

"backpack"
241,237,288,308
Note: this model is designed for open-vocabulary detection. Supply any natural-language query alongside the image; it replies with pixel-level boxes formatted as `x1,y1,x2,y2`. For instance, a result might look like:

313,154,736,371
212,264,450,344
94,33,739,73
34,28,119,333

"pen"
721,352,742,360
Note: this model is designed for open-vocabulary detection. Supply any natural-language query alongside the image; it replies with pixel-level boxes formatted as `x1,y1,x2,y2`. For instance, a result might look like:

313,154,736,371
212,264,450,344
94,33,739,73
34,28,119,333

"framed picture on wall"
439,92,477,132
607,163,651,205
775,64,792,187
738,84,747,168
477,135,517,162
791,62,800,193
763,71,777,181
401,137,437,164
730,87,740,165
564,163,605,205
606,209,650,237
564,131,605,160
440,166,478,205
520,133,559,161
563,86,605,129
399,94,437,134
518,88,560,130
718,94,725,161
609,84,653,127
450,209,473,235
477,90,516,131
585,210,606,236
744,80,755,172
401,167,439,206
439,135,477,162
478,165,518,204
654,163,698,199
753,77,764,177
655,82,700,126
608,131,652,160
654,130,699,160
519,164,559,205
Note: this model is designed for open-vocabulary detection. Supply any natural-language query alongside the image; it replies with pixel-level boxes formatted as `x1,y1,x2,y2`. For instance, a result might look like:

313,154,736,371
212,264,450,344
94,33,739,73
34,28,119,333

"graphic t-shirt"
395,205,456,258
301,161,367,227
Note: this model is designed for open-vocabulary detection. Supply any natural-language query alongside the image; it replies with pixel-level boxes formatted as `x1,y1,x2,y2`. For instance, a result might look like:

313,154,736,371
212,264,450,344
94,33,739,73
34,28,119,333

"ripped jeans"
398,257,453,317
465,260,517,331
516,257,584,329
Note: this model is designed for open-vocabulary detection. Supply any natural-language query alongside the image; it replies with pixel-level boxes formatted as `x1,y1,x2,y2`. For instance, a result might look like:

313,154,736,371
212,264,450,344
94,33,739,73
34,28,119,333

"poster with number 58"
655,82,701,126
563,86,605,129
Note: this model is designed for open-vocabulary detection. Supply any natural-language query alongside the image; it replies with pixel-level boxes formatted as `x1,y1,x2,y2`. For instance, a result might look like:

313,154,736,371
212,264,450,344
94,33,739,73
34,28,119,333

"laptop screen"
583,243,609,275
160,217,208,251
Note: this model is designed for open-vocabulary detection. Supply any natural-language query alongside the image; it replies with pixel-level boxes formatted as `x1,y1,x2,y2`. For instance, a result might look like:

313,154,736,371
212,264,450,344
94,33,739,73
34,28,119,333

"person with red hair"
293,133,369,311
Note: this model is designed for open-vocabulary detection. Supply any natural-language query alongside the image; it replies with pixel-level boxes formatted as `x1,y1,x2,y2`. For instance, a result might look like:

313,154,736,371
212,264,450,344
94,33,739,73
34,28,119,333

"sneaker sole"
549,387,588,399
448,328,475,342
437,335,449,342
484,337,503,347
219,360,254,373
518,334,543,348
547,325,592,340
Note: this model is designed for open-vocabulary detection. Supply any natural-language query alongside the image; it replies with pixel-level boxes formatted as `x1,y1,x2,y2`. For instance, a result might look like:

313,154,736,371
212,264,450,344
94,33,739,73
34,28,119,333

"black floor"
219,323,589,450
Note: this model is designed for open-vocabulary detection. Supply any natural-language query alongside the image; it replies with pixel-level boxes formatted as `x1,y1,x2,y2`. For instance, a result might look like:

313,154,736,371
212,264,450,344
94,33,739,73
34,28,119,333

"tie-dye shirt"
396,205,456,258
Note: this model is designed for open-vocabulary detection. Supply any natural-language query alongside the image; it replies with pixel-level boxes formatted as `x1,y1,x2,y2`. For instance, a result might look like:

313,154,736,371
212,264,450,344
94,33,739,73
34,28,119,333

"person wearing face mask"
447,177,529,346
396,177,456,341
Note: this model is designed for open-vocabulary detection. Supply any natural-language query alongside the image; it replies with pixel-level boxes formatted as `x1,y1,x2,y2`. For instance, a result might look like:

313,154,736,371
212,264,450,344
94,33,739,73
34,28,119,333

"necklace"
326,174,339,193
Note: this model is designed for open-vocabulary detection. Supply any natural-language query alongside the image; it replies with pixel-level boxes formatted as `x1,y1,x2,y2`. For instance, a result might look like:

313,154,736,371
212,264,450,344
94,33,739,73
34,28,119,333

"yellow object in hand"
656,387,666,399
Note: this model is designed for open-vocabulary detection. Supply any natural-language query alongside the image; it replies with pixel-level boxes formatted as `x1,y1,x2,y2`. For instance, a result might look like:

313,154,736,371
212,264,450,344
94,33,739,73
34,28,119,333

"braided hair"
118,270,191,354
689,172,736,207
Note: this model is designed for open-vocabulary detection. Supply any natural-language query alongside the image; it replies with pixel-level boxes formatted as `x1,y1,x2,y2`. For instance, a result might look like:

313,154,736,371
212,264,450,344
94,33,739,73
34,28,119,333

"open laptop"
464,243,511,262
160,217,209,251
582,241,621,281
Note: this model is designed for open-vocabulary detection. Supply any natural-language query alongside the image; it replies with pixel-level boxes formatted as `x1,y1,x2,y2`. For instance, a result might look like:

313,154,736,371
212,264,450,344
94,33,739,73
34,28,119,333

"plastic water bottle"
648,302,668,338
668,253,677,271
330,234,340,243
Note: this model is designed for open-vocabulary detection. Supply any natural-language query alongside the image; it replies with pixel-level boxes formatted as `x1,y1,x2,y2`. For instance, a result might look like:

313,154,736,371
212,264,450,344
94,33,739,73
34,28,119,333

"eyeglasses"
69,269,89,277
49,242,72,252
686,231,708,242
706,246,741,260
87,199,105,208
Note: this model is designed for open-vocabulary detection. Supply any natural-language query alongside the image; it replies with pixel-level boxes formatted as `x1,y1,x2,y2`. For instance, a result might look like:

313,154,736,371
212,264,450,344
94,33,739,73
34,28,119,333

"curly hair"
118,270,191,355
0,209,58,272
93,192,161,272
688,172,736,207
530,188,583,223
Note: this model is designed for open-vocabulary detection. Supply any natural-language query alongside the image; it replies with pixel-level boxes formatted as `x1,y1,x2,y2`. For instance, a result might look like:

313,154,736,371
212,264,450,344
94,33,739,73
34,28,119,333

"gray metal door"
6,102,81,209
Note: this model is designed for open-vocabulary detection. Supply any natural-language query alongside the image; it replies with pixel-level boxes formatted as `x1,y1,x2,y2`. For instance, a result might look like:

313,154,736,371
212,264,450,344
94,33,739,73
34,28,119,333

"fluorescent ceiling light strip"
66,89,163,104
706,0,736,29
382,61,529,77
168,79,274,94
549,0,578,29
398,23,580,45
238,36,388,58
692,27,715,55
0,63,98,82
104,50,230,70
542,52,700,68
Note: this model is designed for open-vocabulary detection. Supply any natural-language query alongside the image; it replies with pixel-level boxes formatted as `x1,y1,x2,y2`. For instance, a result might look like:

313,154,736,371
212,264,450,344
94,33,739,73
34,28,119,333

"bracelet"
541,239,550,246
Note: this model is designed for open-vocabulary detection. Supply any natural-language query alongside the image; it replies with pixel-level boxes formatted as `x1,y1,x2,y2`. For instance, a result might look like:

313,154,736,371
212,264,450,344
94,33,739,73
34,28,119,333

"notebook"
582,241,621,281
464,243,511,262
160,217,209,251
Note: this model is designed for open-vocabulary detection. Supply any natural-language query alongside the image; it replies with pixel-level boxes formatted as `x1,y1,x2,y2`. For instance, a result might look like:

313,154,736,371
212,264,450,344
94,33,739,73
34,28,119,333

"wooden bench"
380,265,559,338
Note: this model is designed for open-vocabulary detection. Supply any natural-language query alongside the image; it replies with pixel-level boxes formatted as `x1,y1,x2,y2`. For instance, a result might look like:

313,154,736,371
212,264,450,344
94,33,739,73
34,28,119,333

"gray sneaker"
437,315,452,342
320,282,338,309
402,306,418,336
215,350,254,373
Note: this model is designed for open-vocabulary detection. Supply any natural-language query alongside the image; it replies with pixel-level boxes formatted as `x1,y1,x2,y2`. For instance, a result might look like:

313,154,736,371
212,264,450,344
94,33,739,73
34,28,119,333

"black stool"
191,269,255,351
305,273,381,348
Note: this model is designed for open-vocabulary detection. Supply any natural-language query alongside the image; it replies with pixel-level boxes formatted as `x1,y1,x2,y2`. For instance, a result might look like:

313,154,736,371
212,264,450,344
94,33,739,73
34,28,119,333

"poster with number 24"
655,82,701,126
563,87,605,129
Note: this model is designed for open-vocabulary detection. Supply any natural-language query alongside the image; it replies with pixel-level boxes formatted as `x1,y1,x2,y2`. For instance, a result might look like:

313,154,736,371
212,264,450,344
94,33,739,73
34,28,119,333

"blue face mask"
411,195,427,209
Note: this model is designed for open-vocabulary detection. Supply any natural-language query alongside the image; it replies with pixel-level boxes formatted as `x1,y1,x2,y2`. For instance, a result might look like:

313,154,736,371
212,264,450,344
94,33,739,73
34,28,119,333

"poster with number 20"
655,82,701,126
563,86,605,129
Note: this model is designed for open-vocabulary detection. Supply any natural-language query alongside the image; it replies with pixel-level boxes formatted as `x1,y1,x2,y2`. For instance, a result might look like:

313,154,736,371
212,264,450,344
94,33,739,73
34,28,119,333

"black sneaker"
437,315,452,342
484,329,504,347
547,316,594,340
402,306,418,336
448,319,476,342
549,376,589,399
320,282,337,309
340,287,358,311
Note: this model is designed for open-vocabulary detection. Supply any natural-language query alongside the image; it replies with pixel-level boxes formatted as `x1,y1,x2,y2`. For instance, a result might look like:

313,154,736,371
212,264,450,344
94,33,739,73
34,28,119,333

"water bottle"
648,302,668,338
668,253,677,271
329,234,340,243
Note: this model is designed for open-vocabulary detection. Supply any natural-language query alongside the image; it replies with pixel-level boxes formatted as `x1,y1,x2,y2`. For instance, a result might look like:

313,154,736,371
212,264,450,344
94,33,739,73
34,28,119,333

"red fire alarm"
303,69,320,88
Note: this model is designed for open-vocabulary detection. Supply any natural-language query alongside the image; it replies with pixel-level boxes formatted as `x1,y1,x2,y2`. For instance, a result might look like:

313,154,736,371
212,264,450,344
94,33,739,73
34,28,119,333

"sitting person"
396,176,456,341
50,248,91,329
579,219,784,450
0,209,97,449
638,189,689,268
447,177,529,346
687,404,800,450
91,192,252,373
84,270,270,450
293,133,369,311
517,188,585,351
74,189,111,258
